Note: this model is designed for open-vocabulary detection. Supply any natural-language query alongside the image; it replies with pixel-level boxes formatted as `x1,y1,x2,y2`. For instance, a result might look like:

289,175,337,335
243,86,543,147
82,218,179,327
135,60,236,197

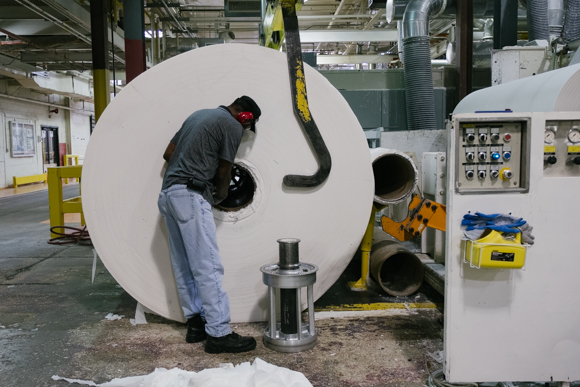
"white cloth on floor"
51,358,313,387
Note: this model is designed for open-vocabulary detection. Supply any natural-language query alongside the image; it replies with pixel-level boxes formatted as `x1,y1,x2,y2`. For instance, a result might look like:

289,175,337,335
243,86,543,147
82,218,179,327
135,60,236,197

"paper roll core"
215,164,256,212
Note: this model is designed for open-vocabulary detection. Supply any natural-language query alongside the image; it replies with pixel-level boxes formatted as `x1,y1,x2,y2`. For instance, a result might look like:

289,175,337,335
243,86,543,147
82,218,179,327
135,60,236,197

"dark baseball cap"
235,96,261,120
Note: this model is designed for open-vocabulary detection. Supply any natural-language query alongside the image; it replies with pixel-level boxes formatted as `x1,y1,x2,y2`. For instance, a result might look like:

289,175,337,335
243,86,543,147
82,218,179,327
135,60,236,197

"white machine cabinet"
445,111,580,382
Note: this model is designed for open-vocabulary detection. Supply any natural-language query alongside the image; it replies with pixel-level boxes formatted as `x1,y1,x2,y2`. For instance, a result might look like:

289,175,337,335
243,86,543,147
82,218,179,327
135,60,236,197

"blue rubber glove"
462,212,531,242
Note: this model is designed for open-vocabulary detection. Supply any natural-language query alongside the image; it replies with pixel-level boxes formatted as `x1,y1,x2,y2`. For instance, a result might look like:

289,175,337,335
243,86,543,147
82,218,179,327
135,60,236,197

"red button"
504,133,512,141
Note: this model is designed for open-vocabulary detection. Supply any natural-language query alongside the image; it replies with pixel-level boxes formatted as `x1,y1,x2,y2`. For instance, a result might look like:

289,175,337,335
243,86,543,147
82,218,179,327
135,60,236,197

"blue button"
503,152,511,160
492,153,500,160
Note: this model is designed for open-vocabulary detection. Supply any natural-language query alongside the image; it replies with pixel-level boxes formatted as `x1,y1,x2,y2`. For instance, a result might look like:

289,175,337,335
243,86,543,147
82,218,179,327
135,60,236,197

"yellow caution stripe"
315,302,442,312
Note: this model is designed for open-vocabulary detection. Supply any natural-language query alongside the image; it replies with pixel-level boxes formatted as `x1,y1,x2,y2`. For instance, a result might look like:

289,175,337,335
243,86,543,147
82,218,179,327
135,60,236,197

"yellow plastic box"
464,230,527,269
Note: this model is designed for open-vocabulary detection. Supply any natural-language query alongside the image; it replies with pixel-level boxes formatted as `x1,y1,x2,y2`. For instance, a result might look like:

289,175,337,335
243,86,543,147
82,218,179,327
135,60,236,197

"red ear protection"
235,111,254,125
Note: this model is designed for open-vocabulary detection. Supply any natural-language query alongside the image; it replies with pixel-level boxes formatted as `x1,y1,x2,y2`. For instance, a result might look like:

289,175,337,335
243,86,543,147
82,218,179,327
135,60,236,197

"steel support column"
455,0,473,101
493,0,519,49
90,0,110,121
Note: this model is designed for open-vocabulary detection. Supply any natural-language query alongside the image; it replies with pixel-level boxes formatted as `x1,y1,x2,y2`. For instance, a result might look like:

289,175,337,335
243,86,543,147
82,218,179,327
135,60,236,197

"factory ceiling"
0,0,407,77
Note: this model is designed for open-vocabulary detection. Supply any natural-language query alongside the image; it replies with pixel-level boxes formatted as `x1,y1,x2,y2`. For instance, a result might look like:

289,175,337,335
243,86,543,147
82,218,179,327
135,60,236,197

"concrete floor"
0,186,445,386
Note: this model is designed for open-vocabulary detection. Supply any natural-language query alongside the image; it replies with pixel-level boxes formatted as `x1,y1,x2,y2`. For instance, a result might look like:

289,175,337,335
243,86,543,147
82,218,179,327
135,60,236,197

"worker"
158,96,261,354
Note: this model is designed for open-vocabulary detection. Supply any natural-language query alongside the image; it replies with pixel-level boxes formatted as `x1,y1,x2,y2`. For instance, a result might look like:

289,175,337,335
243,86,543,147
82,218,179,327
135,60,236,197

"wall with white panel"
0,83,94,188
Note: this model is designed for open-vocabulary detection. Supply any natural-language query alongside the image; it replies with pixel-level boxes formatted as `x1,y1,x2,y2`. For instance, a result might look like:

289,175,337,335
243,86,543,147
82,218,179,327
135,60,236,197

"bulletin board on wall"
10,121,35,158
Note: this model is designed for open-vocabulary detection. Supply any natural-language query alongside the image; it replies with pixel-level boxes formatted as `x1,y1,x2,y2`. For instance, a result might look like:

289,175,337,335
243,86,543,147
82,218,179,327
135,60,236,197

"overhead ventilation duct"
526,0,550,41
548,0,565,40
402,0,446,131
563,0,580,43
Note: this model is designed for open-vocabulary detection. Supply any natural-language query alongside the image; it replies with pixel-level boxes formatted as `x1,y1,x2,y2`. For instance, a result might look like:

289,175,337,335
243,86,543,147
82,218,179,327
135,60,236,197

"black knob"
466,170,475,179
547,155,557,165
490,170,499,179
491,133,500,141
478,170,487,179
466,133,475,142
479,133,488,142
574,157,580,165
466,152,475,161
478,152,487,161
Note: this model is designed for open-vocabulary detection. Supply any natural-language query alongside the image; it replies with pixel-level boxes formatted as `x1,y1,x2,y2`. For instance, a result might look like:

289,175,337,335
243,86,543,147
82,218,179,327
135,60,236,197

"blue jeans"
158,184,232,337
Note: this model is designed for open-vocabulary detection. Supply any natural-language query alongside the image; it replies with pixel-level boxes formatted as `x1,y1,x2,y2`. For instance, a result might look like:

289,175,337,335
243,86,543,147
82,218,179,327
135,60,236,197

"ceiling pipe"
315,0,348,52
12,0,126,65
343,9,386,55
0,27,90,71
158,0,196,38
0,93,94,115
401,0,446,131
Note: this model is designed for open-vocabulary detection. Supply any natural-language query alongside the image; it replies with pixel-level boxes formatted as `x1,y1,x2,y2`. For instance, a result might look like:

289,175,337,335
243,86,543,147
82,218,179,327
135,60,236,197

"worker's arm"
213,158,232,204
163,142,176,162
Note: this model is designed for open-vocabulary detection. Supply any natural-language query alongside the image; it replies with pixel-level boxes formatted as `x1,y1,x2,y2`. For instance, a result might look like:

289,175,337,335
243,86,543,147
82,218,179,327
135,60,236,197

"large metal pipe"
370,240,424,296
370,148,418,206
563,0,580,43
402,0,446,130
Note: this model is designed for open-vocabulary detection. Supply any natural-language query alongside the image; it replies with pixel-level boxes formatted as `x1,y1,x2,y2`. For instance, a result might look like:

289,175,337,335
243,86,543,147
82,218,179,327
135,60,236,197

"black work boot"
204,332,257,354
186,314,207,343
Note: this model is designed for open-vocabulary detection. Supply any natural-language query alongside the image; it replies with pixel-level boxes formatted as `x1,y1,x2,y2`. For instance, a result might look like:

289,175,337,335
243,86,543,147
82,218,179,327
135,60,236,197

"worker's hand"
212,191,226,205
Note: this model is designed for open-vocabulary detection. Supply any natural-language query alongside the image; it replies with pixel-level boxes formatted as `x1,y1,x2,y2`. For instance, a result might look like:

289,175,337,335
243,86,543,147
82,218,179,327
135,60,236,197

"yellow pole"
348,205,378,291
48,168,64,238
93,69,110,122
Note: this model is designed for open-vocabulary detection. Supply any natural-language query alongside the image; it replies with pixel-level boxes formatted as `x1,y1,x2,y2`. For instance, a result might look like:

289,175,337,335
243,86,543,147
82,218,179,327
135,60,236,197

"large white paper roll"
454,64,580,113
82,44,374,323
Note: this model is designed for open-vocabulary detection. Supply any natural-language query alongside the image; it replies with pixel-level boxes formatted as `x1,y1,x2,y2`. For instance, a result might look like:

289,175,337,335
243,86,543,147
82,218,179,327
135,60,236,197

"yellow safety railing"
48,166,84,238
63,155,80,184
13,173,47,188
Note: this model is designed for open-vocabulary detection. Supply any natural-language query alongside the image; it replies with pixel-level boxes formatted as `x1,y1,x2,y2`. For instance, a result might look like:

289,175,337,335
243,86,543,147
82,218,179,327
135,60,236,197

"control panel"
455,119,529,194
543,120,580,177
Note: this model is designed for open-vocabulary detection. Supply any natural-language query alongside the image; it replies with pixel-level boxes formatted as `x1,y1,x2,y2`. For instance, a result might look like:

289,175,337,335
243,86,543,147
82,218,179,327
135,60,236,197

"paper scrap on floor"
51,357,313,387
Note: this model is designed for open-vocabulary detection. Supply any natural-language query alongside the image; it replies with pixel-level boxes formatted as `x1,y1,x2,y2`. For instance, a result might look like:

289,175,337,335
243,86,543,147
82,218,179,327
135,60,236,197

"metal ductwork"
402,0,446,131
548,0,565,40
526,0,550,41
563,0,580,42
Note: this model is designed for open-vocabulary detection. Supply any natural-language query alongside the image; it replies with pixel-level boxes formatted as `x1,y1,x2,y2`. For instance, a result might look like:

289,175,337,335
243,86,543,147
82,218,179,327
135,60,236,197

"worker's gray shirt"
162,106,243,204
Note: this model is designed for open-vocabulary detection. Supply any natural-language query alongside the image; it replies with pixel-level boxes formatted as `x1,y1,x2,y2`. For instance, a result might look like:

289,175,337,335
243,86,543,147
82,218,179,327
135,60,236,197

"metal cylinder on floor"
370,239,424,296
261,238,318,352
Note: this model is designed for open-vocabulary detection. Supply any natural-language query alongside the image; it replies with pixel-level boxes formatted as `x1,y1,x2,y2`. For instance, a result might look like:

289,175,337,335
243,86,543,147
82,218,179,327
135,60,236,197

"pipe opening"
370,240,424,296
372,154,416,204
214,164,256,212
376,253,423,295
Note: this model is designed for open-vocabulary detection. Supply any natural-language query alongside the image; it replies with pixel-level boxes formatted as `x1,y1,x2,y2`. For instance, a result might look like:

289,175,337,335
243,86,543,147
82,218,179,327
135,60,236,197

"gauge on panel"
544,130,556,144
569,128,580,143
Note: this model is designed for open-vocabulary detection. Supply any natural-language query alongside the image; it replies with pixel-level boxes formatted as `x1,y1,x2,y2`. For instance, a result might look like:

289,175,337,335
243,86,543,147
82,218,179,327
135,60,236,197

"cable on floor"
426,359,479,387
48,226,92,245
